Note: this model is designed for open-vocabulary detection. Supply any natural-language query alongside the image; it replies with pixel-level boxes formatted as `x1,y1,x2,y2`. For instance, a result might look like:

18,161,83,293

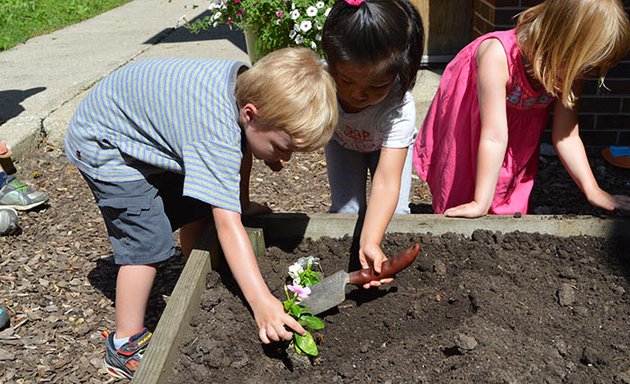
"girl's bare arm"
445,38,510,217
358,146,407,287
552,89,630,212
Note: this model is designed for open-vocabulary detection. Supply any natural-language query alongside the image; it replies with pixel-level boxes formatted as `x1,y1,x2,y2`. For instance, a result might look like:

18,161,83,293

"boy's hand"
359,243,394,289
444,201,488,218
242,200,272,216
251,292,306,344
264,160,284,172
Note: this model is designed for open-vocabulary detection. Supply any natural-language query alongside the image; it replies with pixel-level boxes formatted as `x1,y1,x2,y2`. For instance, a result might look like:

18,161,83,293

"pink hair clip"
344,0,365,6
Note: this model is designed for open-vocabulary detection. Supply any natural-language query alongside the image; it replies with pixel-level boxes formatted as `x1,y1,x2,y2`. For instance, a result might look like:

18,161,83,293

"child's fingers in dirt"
260,325,282,343
284,316,306,337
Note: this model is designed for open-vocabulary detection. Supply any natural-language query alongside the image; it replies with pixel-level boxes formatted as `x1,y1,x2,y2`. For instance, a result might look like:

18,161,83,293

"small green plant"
186,0,335,57
283,256,325,356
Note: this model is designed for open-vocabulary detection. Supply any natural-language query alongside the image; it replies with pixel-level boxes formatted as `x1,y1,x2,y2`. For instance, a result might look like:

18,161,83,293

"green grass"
0,0,132,51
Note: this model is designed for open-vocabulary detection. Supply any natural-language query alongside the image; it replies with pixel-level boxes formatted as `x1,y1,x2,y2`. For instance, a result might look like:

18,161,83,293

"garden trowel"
300,243,420,315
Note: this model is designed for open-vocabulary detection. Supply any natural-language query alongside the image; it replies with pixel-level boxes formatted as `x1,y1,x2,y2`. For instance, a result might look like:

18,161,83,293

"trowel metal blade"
300,270,350,315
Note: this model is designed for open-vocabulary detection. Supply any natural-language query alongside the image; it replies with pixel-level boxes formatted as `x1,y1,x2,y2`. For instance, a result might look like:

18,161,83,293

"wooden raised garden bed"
132,213,630,383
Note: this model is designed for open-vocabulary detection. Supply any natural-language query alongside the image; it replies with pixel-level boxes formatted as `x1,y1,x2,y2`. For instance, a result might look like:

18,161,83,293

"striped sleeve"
182,139,243,213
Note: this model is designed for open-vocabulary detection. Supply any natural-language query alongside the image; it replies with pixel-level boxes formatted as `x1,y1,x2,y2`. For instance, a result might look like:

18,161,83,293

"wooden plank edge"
243,213,630,241
131,248,212,384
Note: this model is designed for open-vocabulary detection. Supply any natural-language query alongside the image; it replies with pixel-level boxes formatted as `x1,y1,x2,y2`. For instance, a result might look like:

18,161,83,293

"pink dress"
413,29,554,214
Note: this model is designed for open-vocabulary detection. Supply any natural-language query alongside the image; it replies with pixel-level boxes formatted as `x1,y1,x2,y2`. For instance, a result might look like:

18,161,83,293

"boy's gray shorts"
81,171,213,265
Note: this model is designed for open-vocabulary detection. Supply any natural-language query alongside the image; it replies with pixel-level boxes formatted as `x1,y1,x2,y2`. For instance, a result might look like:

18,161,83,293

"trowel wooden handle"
348,243,420,285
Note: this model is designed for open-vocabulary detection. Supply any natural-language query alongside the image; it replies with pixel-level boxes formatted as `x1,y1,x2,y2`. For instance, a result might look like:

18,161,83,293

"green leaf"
298,314,325,330
300,269,322,287
291,305,307,317
295,332,318,356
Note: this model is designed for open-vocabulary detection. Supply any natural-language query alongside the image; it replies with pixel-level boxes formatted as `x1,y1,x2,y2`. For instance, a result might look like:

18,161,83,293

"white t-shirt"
332,90,417,153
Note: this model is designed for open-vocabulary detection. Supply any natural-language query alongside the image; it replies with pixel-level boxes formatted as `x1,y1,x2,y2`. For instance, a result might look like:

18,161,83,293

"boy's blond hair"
516,0,630,108
236,47,338,152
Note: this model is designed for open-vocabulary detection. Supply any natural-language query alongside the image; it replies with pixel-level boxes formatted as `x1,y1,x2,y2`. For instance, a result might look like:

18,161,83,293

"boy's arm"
444,38,509,217
239,148,253,209
240,149,272,215
552,92,630,211
211,206,306,342
358,146,407,288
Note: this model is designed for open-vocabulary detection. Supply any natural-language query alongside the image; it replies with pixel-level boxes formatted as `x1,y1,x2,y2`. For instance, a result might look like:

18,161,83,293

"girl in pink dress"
413,0,630,217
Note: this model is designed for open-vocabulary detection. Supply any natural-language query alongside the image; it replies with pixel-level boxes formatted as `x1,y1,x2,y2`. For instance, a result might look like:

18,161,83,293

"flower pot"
244,27,272,64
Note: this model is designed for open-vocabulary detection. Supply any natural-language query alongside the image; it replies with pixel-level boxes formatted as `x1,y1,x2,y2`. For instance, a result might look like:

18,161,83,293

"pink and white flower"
288,284,312,299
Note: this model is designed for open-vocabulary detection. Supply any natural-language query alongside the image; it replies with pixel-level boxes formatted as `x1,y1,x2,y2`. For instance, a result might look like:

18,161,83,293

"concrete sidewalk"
0,0,440,160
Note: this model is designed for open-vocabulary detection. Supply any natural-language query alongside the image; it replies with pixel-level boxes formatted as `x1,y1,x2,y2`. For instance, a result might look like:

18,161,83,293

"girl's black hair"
322,0,424,99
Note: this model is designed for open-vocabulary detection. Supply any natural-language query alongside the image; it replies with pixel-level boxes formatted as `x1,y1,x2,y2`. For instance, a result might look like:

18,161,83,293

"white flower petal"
300,20,312,32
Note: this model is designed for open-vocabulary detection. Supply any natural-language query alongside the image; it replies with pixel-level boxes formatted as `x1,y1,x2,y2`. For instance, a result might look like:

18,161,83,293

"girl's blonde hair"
235,47,338,152
516,0,630,108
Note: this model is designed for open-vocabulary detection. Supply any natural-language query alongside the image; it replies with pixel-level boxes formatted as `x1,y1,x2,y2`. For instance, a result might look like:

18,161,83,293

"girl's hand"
251,292,306,344
444,201,488,218
359,243,394,289
586,188,630,212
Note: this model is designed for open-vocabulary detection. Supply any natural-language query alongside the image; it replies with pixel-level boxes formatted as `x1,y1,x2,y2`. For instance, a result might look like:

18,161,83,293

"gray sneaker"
0,176,48,210
0,207,18,235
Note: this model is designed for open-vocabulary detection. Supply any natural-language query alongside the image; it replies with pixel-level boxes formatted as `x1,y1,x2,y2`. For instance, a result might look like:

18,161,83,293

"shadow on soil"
611,222,630,283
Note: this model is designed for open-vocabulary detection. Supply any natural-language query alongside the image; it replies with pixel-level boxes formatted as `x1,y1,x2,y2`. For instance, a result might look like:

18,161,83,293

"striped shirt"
65,57,247,213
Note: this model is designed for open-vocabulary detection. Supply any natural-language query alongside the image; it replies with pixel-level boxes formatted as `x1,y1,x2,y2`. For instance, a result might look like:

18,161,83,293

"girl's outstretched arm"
552,93,630,212
445,39,510,218
358,147,407,288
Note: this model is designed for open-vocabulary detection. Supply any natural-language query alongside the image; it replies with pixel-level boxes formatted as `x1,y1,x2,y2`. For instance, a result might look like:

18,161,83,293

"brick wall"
472,0,630,146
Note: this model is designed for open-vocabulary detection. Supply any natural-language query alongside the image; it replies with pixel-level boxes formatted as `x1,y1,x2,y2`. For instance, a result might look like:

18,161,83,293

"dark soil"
170,232,630,384
0,143,629,383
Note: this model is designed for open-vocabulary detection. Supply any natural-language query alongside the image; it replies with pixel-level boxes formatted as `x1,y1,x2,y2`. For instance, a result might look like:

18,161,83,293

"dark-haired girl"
322,0,424,286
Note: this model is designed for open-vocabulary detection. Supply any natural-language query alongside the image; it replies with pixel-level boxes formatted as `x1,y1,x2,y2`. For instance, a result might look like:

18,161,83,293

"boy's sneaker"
0,207,18,236
103,328,152,379
0,176,48,211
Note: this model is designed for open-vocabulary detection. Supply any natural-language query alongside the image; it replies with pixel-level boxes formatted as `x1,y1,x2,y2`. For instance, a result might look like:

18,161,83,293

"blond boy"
64,47,338,379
